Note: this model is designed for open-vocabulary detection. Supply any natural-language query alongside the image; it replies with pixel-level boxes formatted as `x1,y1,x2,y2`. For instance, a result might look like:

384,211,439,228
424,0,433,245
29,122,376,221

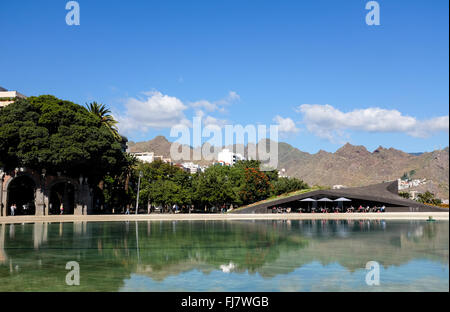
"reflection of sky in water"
121,259,449,292
1,220,448,291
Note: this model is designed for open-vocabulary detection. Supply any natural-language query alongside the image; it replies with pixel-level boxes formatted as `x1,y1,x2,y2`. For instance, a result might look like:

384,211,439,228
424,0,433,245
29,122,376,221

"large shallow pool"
0,219,448,291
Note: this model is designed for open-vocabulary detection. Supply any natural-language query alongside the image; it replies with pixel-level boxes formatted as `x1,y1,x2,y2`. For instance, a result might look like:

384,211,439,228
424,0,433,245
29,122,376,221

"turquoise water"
0,220,448,291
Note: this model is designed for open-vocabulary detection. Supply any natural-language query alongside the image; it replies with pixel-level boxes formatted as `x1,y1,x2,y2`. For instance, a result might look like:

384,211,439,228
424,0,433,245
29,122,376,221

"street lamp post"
147,178,151,214
135,171,143,215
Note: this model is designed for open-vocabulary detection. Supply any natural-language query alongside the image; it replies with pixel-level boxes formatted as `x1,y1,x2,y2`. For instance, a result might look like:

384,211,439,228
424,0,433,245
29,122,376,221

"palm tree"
86,102,121,140
123,153,138,194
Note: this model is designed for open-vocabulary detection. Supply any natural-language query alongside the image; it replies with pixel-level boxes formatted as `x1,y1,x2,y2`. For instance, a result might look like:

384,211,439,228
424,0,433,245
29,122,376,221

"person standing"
60,203,64,215
10,203,16,216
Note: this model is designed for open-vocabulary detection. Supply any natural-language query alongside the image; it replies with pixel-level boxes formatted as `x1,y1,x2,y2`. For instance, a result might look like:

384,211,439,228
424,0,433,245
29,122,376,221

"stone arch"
6,174,38,216
48,178,79,215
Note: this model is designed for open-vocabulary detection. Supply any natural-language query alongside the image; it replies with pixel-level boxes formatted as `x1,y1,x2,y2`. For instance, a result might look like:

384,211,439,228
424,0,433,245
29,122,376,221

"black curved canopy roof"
232,181,448,213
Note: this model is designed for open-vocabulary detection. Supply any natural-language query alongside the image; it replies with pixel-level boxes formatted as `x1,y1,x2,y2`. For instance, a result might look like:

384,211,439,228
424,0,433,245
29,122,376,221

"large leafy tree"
270,177,309,197
0,96,128,183
239,167,272,204
416,191,442,205
192,164,236,209
130,160,193,209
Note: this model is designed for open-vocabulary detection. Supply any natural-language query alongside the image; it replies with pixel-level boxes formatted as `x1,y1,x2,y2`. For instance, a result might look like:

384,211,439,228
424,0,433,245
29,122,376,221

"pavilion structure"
232,181,448,213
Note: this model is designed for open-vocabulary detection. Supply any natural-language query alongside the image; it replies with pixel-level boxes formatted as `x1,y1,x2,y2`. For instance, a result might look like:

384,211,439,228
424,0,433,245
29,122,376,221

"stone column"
44,194,49,216
74,186,83,215
35,187,46,216
74,203,83,215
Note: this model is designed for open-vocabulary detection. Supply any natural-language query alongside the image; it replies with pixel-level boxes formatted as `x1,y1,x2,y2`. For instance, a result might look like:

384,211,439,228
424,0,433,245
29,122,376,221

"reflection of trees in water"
0,221,308,291
0,220,448,291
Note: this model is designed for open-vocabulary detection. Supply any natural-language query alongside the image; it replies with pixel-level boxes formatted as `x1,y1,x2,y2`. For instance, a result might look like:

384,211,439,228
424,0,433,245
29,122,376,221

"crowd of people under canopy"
271,197,387,213
271,205,386,213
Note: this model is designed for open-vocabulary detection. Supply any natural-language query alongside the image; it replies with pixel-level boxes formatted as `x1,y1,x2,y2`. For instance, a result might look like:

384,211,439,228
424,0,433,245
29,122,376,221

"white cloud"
116,90,189,134
297,104,449,141
190,91,240,113
191,100,219,112
273,115,299,135
195,109,228,129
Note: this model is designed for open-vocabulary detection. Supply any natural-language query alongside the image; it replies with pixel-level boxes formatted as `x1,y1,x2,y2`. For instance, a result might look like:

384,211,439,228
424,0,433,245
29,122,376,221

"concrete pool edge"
0,212,448,224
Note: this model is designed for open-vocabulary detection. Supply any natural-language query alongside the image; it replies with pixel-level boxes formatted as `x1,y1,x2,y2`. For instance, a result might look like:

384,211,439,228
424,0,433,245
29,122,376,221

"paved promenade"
0,212,448,224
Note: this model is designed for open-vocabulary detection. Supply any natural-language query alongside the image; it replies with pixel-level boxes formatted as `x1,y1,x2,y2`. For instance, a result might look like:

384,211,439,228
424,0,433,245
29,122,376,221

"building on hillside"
181,162,202,174
398,178,427,190
0,86,27,108
217,149,245,166
131,152,155,163
278,168,290,178
129,152,172,164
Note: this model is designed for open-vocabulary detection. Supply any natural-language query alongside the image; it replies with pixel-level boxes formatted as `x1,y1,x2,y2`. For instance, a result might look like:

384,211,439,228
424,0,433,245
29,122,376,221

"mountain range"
128,136,449,199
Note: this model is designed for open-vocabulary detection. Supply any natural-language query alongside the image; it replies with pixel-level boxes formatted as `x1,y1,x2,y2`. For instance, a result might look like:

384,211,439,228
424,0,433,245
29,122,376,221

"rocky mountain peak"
336,143,369,156
128,135,449,199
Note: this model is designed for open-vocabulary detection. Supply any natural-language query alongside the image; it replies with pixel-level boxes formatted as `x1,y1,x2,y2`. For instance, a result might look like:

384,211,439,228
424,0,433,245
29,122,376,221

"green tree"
192,164,236,210
0,96,128,184
398,191,411,199
102,153,138,212
131,160,193,209
416,191,442,205
238,166,272,205
86,102,120,140
271,177,309,196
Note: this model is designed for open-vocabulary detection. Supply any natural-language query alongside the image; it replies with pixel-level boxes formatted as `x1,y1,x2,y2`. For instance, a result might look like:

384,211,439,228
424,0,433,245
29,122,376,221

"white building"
278,168,289,178
129,152,172,164
217,149,245,166
181,162,201,174
398,178,427,190
0,86,27,107
131,152,155,163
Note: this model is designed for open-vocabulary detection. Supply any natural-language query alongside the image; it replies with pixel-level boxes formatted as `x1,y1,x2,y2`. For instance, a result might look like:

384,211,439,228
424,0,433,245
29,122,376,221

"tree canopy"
416,191,442,205
0,95,128,182
125,159,309,211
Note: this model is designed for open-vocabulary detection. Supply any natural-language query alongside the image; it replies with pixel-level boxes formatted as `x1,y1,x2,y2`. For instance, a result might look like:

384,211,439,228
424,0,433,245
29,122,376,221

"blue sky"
1,0,448,153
